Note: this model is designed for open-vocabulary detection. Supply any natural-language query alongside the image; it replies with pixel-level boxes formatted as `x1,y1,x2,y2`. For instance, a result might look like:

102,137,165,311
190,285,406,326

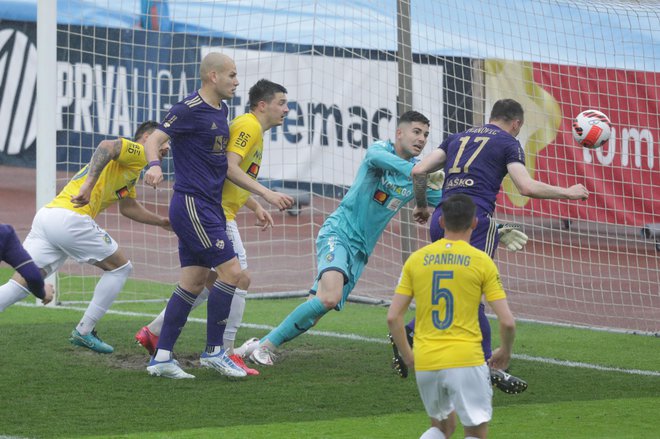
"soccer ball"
572,109,612,149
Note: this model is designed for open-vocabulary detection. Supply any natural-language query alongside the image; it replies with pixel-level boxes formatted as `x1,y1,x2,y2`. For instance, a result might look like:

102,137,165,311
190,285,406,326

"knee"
317,295,339,310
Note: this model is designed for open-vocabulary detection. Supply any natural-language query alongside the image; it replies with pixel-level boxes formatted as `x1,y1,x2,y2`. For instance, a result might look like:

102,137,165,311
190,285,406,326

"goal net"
14,0,659,333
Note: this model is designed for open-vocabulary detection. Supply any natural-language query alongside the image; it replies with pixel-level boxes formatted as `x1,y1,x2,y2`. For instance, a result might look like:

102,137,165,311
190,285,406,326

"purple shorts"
169,191,236,268
429,205,499,258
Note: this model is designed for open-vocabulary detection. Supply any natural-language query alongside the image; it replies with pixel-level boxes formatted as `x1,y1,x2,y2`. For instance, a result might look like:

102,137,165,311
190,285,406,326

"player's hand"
426,169,445,191
70,183,93,207
144,166,163,189
42,283,55,305
498,224,528,252
567,183,589,200
254,205,274,230
488,347,511,371
413,206,431,224
160,217,172,232
264,190,295,211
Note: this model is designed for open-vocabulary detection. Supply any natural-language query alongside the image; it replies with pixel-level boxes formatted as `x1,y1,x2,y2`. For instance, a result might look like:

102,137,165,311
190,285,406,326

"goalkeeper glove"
497,224,528,252
426,169,445,190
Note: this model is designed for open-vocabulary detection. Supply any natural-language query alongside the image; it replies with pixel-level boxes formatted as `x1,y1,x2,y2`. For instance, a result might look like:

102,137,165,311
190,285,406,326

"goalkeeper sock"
263,296,328,347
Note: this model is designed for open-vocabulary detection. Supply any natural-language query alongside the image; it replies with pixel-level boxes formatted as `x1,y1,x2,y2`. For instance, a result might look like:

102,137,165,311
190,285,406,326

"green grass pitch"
0,270,658,438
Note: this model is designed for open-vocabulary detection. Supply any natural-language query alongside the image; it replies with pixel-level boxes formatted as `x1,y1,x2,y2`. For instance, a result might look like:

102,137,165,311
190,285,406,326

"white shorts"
226,220,247,270
23,207,119,276
416,364,492,427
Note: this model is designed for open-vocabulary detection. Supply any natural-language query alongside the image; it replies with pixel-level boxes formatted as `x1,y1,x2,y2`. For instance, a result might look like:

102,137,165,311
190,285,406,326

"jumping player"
248,110,442,365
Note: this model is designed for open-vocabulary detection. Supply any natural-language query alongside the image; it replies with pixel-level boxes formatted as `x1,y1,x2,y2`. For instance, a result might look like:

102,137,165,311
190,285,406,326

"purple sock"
206,280,235,350
156,286,197,353
478,302,492,361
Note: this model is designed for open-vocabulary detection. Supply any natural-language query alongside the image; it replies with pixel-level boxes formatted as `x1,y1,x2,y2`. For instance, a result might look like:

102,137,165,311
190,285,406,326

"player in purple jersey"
399,99,589,393
142,52,293,379
0,224,53,304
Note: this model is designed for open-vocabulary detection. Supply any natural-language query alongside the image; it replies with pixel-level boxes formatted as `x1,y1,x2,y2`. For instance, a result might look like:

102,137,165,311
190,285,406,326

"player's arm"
118,198,171,231
143,129,170,188
487,298,516,371
226,151,294,211
387,293,414,368
244,196,274,230
411,148,447,223
70,139,122,208
507,162,588,200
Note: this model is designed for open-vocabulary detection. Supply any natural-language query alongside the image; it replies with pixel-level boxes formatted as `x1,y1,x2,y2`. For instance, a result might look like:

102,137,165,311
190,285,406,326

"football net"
39,0,658,334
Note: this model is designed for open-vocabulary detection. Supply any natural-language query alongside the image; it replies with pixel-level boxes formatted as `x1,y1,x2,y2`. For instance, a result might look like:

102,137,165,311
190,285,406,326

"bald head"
200,52,234,83
198,52,239,103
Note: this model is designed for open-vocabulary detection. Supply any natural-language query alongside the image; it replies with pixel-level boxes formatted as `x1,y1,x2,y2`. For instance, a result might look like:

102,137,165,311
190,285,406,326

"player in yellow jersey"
388,194,516,439
0,121,171,354
135,79,289,375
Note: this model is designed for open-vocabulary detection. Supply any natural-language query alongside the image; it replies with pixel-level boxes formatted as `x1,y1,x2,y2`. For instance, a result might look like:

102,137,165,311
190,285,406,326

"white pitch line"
16,302,660,377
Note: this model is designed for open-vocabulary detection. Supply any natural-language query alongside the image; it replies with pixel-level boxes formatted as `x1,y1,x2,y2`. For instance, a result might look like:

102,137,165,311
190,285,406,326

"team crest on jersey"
247,163,260,178
215,239,225,249
115,186,129,199
373,190,389,205
326,253,335,262
213,136,228,154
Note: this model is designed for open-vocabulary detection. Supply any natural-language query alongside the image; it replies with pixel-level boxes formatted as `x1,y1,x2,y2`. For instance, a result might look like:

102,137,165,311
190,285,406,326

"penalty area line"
17,302,660,377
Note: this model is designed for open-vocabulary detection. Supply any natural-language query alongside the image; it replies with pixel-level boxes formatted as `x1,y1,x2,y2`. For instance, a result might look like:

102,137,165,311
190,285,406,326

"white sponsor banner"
202,47,443,187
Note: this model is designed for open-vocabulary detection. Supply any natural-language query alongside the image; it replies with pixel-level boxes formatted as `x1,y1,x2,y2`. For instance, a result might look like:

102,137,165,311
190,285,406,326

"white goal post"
20,0,659,333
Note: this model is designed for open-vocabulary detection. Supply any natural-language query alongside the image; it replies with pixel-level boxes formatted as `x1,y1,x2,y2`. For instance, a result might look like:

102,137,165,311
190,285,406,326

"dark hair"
489,99,524,123
248,79,288,110
133,121,159,141
398,110,430,126
441,194,476,232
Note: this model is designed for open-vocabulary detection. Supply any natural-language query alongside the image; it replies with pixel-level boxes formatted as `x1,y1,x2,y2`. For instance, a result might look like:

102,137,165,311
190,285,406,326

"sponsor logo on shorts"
326,253,334,262
103,234,111,244
215,239,225,249
373,190,388,204
247,162,260,178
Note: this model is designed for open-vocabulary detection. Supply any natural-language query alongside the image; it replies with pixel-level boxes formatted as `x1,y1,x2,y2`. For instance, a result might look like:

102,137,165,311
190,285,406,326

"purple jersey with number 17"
159,91,230,204
440,123,525,215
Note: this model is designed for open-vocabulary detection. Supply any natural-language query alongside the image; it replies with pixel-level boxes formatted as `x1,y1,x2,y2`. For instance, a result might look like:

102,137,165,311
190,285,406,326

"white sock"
76,261,132,335
420,427,446,439
147,287,209,336
154,348,171,362
223,288,247,354
0,280,30,312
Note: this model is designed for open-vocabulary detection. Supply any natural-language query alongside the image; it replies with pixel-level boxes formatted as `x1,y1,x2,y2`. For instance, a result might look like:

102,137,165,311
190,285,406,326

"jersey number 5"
432,270,454,330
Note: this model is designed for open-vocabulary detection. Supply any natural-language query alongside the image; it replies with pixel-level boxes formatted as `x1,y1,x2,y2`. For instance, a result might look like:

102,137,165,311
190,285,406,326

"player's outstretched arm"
387,293,415,369
507,162,589,200
118,198,171,231
70,139,122,207
226,152,294,211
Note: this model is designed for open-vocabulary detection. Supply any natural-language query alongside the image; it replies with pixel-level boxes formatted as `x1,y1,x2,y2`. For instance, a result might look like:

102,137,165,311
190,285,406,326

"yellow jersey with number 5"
46,138,146,219
222,113,264,221
395,238,506,371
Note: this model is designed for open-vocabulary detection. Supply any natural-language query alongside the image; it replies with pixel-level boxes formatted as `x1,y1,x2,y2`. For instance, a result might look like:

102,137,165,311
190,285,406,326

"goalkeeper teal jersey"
321,140,442,257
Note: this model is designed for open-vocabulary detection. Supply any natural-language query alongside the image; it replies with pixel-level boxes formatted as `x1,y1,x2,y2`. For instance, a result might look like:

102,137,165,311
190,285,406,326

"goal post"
23,0,659,333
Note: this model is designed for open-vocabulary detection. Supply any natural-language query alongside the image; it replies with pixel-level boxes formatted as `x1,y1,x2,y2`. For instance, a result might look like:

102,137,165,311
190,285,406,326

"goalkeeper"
247,111,441,366
397,99,588,394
